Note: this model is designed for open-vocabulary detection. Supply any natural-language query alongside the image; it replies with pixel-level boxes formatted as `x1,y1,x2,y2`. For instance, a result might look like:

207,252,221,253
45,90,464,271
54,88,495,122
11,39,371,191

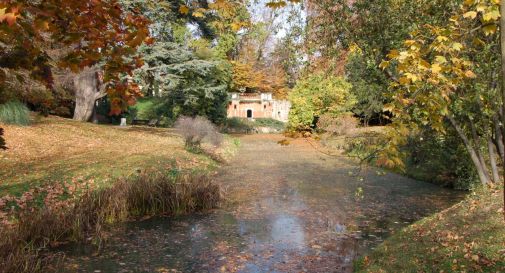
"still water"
62,135,464,273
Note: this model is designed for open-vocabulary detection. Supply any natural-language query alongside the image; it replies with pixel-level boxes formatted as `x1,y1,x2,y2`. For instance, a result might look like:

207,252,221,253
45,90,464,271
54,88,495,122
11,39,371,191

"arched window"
247,109,253,118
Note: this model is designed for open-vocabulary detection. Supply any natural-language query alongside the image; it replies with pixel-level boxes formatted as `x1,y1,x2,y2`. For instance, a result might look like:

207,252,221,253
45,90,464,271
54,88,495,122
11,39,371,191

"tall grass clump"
0,172,222,273
0,101,30,125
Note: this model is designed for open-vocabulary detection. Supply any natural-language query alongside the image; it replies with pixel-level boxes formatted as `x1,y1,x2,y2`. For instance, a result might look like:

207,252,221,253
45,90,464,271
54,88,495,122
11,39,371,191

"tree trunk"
500,0,505,220
470,119,492,182
448,116,491,185
73,67,107,122
489,138,500,183
0,127,6,150
493,115,504,160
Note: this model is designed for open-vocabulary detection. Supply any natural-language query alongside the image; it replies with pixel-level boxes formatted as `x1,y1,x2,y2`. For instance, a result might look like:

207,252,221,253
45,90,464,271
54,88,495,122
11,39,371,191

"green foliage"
345,54,386,125
133,98,159,120
0,101,30,126
308,0,462,123
344,128,479,190
254,118,286,131
134,40,232,125
161,59,231,124
403,130,479,190
120,0,244,125
224,117,254,132
288,74,355,131
223,118,286,133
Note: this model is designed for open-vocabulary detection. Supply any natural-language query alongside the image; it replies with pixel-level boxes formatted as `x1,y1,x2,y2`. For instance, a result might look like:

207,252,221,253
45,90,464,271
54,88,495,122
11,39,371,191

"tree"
288,73,355,131
345,53,386,125
123,0,239,125
0,0,150,121
500,0,505,218
304,0,461,122
156,57,232,124
229,3,291,98
381,0,501,186
270,5,305,89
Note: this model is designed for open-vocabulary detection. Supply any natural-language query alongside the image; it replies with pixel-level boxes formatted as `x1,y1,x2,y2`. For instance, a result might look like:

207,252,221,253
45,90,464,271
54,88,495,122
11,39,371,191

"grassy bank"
318,128,505,272
355,185,505,273
0,115,237,273
0,115,233,197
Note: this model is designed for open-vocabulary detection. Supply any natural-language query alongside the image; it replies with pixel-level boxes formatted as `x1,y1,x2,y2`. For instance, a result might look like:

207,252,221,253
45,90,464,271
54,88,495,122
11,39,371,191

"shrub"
0,101,30,125
288,73,356,131
254,118,286,131
175,116,223,148
223,118,286,134
223,117,254,133
317,114,359,136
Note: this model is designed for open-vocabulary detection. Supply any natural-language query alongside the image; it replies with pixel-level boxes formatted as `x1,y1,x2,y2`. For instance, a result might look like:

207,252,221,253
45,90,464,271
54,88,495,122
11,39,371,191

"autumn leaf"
431,63,442,74
463,11,477,19
379,60,390,70
464,70,477,78
192,11,205,18
179,5,189,15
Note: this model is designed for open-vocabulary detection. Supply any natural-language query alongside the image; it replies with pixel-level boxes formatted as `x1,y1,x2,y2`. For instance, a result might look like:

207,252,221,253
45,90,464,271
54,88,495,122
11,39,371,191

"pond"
62,135,464,273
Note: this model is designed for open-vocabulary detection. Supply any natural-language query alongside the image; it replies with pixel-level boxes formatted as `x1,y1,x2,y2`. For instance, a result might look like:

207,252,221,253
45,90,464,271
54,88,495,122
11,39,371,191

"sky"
248,0,306,40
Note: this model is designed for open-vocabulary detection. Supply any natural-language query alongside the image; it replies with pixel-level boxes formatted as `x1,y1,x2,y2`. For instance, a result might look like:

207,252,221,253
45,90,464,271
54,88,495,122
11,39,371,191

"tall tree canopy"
0,0,150,114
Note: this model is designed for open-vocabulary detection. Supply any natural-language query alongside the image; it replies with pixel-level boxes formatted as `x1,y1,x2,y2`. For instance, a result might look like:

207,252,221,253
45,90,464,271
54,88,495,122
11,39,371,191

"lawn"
355,185,505,273
0,115,231,197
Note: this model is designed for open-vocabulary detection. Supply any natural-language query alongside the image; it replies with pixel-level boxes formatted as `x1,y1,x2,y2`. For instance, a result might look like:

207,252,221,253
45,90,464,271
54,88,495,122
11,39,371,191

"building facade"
227,93,291,122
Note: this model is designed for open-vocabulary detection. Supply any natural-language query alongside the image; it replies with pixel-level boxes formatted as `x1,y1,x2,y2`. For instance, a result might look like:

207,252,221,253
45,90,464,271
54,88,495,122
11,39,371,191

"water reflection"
61,135,464,273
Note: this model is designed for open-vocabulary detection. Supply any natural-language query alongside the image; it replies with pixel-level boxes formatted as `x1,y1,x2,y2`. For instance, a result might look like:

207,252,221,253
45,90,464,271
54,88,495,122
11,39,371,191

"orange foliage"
0,0,150,114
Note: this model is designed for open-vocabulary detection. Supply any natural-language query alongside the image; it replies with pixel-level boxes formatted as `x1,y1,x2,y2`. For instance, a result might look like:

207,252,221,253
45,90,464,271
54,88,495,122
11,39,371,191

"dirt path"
64,134,463,273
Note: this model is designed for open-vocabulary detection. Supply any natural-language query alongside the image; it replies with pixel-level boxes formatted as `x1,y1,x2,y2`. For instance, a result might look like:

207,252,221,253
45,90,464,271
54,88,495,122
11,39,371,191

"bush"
223,118,286,134
288,73,356,131
175,116,223,148
223,117,254,133
254,118,286,131
0,101,30,125
317,114,359,136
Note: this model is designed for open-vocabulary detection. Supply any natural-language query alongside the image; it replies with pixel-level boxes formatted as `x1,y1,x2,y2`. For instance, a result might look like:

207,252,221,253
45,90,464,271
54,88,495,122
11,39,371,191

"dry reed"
0,172,222,273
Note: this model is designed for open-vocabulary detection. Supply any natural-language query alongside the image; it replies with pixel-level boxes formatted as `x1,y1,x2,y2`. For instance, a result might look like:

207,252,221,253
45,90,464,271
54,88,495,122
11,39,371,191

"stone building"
227,92,291,122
